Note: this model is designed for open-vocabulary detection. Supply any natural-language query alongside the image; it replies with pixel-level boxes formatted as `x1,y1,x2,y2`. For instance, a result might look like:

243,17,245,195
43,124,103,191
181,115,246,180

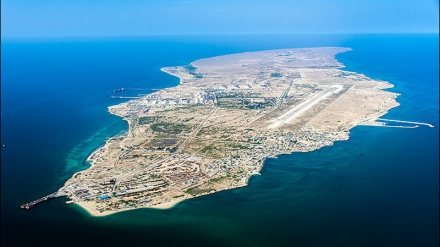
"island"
22,47,400,216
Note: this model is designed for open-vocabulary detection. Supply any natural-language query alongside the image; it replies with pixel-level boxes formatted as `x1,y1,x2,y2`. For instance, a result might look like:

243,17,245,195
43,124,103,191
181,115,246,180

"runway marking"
268,85,343,129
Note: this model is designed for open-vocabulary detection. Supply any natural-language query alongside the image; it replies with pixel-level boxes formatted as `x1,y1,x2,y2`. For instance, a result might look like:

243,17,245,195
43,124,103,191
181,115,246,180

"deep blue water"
1,34,438,247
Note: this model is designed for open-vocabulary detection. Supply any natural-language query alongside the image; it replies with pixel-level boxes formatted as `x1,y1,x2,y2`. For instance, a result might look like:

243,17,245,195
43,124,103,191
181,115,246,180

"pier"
20,191,65,210
360,118,435,129
111,96,141,99
127,88,160,91
378,125,420,129
377,118,434,128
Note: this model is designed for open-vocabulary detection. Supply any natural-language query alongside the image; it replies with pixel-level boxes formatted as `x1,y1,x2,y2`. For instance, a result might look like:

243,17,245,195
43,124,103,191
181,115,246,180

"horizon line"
2,32,439,41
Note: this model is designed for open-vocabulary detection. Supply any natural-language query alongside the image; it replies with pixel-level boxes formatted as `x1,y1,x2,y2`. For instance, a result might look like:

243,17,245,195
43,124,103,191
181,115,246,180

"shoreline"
73,156,269,217
61,47,401,217
66,128,130,187
64,103,400,217
85,144,105,162
73,197,188,217
160,67,184,85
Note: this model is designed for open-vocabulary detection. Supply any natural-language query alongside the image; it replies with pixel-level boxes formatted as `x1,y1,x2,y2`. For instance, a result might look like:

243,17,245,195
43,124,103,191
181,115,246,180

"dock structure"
377,118,434,128
111,96,141,99
361,118,435,129
127,88,160,91
20,191,65,210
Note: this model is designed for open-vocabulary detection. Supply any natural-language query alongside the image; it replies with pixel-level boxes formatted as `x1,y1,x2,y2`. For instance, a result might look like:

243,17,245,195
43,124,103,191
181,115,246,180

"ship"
114,88,125,93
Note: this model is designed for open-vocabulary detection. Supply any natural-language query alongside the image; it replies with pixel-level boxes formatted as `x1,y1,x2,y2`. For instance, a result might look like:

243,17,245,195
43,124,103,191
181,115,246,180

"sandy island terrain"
54,47,399,216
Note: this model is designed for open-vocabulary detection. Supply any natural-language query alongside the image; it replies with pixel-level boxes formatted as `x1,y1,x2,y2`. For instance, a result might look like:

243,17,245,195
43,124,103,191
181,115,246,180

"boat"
114,88,125,93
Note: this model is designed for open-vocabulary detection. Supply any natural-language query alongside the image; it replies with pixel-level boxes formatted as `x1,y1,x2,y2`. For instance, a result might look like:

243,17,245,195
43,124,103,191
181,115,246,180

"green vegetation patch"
186,187,214,196
150,135,179,147
150,122,191,134
196,127,218,136
183,117,195,122
228,143,248,149
184,64,197,73
184,65,203,78
150,174,161,179
218,97,276,109
199,145,217,154
209,176,227,183
138,116,162,125
198,144,225,158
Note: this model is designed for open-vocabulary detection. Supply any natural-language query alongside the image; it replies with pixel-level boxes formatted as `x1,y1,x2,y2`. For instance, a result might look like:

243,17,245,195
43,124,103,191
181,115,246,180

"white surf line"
268,85,343,129
377,118,434,128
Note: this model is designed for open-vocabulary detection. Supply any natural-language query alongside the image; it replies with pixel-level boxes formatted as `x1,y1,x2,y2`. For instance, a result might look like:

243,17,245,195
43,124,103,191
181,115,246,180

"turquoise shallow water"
1,34,438,247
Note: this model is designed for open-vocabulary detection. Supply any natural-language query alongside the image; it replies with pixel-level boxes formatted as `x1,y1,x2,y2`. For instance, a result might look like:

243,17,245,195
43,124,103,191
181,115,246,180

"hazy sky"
2,0,439,37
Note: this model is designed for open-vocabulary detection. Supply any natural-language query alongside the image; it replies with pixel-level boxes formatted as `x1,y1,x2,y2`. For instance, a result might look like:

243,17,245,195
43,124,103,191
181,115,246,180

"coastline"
73,197,188,217
85,144,105,161
5,35,437,247
72,155,266,217
85,128,129,162
66,127,129,187
61,47,400,217
160,67,183,85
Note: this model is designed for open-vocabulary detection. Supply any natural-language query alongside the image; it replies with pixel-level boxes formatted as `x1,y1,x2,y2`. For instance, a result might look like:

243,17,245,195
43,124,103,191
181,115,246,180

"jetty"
377,118,434,128
111,96,141,99
127,88,160,91
379,125,419,129
20,191,65,210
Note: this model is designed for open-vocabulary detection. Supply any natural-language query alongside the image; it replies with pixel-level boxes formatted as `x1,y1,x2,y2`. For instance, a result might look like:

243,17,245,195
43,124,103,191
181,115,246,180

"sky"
1,0,439,37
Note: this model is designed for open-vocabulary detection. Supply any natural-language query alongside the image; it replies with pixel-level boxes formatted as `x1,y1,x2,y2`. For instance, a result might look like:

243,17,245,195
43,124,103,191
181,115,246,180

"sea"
1,34,438,247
